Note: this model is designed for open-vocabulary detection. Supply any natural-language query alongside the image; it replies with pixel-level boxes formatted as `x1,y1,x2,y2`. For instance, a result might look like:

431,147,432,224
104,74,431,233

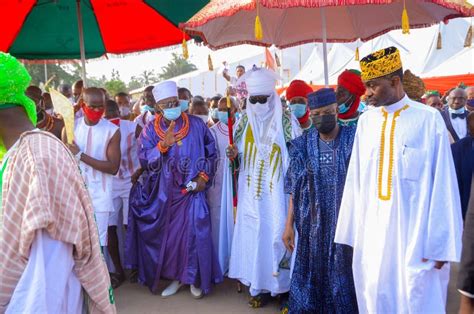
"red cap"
337,70,366,97
286,80,313,100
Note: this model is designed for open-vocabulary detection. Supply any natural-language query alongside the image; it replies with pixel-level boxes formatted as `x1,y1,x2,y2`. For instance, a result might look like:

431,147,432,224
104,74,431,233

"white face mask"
120,107,130,116
251,102,271,116
195,114,209,123
45,109,54,116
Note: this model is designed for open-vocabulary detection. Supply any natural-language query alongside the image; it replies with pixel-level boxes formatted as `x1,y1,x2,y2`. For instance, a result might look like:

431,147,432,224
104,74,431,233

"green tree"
158,52,197,80
104,69,127,96
139,70,158,86
24,62,80,87
128,76,143,91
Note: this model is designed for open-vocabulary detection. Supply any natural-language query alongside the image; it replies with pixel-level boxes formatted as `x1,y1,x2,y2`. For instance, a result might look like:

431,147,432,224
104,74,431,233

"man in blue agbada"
282,88,358,313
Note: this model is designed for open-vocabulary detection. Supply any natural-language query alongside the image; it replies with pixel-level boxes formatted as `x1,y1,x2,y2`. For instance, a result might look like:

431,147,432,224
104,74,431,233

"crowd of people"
0,45,473,314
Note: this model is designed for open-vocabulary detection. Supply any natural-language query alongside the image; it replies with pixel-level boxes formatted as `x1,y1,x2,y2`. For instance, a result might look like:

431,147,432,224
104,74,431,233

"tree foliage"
24,62,106,89
139,70,158,86
158,52,197,81
104,69,127,96
128,76,143,91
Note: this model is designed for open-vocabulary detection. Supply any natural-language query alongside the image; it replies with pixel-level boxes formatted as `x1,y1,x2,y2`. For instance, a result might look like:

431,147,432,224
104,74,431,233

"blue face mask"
179,100,189,112
338,95,353,114
235,112,242,120
218,111,229,125
338,103,350,114
468,99,474,107
210,108,219,120
163,107,182,121
289,103,307,118
449,107,466,114
141,105,154,114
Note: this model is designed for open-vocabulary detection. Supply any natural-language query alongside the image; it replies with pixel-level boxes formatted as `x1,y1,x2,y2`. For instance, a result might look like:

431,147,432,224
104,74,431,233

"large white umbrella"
181,0,472,85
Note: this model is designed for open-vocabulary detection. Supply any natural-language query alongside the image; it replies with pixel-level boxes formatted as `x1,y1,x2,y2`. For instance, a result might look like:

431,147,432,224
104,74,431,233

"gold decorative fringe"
182,31,189,60
355,47,360,61
182,38,189,60
255,15,263,40
464,26,473,47
402,5,410,34
208,54,213,71
436,31,442,50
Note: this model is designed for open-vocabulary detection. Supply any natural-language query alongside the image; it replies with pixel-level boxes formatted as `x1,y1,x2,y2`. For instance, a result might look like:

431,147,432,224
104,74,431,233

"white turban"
152,80,177,103
238,67,279,96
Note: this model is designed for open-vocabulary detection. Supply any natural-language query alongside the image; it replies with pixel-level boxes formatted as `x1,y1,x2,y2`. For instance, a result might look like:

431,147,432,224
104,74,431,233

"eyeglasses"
157,100,179,109
249,95,270,104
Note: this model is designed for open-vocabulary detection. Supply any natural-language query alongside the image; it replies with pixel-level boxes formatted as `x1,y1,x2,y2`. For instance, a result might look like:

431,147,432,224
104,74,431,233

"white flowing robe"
7,230,83,314
335,95,463,313
228,96,301,296
208,121,232,274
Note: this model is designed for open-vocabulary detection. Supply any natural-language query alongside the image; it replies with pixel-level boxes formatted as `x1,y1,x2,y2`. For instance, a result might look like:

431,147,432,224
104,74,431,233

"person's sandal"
110,272,125,289
248,293,271,308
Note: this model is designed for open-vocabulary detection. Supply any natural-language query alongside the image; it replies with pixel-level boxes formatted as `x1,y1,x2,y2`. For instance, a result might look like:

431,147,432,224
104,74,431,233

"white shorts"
95,212,109,247
108,196,129,227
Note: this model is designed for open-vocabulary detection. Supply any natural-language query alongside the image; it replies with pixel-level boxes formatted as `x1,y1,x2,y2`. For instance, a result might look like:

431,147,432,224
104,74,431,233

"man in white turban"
226,67,301,308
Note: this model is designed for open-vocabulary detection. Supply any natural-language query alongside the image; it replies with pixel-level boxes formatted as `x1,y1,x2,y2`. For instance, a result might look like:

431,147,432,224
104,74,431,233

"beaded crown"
360,47,402,82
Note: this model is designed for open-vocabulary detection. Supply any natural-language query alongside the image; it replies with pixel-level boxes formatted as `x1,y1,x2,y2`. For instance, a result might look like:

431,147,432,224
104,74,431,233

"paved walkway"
115,265,461,313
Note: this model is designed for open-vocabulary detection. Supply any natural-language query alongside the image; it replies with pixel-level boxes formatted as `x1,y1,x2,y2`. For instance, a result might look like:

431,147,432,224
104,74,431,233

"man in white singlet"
69,87,121,250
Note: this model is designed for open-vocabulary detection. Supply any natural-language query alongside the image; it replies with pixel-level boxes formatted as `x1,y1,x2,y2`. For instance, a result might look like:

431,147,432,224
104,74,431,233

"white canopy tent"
294,17,473,85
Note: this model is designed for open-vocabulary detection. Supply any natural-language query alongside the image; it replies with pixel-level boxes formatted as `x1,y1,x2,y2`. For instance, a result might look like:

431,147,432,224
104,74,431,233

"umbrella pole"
76,0,87,86
321,7,329,87
44,61,48,85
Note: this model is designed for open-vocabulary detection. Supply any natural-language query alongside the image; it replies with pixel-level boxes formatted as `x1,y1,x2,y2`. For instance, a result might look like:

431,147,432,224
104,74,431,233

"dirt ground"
114,264,461,314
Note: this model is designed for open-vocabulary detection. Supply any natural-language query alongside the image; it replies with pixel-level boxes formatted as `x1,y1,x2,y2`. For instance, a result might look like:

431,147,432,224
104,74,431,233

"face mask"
179,100,189,112
120,107,130,116
289,103,307,118
108,118,120,126
467,99,474,107
449,107,466,114
82,103,104,123
218,111,229,125
163,107,182,121
235,112,242,120
140,105,154,114
251,102,271,116
338,95,353,114
210,108,219,120
195,114,209,123
45,109,54,116
312,114,337,134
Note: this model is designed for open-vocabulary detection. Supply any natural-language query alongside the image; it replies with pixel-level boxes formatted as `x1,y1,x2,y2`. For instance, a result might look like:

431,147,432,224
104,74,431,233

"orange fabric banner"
278,74,474,96
422,74,474,95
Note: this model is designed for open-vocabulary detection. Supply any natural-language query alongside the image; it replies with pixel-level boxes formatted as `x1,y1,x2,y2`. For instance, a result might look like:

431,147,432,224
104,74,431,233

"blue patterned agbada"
285,126,358,313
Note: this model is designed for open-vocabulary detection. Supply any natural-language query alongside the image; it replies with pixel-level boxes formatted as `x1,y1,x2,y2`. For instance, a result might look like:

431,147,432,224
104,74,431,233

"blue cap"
308,88,337,109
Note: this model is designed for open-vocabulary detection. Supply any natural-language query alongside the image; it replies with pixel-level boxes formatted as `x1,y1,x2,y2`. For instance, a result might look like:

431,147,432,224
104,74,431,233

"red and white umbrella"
181,0,472,85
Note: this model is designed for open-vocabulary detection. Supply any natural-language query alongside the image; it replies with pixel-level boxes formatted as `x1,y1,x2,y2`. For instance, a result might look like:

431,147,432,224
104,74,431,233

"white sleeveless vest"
75,118,118,213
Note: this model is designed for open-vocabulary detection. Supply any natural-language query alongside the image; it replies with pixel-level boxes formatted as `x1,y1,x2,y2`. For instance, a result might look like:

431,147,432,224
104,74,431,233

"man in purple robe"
126,80,222,299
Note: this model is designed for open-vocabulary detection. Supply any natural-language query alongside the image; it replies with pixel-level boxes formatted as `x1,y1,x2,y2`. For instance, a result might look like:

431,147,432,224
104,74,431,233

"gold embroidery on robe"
378,105,409,201
243,125,283,198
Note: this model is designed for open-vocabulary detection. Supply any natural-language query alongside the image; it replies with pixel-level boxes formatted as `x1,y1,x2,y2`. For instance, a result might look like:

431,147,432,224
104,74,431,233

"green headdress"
0,52,37,161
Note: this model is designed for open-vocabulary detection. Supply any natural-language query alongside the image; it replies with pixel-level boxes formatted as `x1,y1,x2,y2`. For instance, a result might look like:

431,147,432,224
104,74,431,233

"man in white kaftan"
207,96,238,274
226,67,301,304
335,47,463,313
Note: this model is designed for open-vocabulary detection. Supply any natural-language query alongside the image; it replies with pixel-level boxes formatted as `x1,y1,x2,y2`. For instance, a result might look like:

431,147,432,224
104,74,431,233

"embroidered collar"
382,94,409,114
